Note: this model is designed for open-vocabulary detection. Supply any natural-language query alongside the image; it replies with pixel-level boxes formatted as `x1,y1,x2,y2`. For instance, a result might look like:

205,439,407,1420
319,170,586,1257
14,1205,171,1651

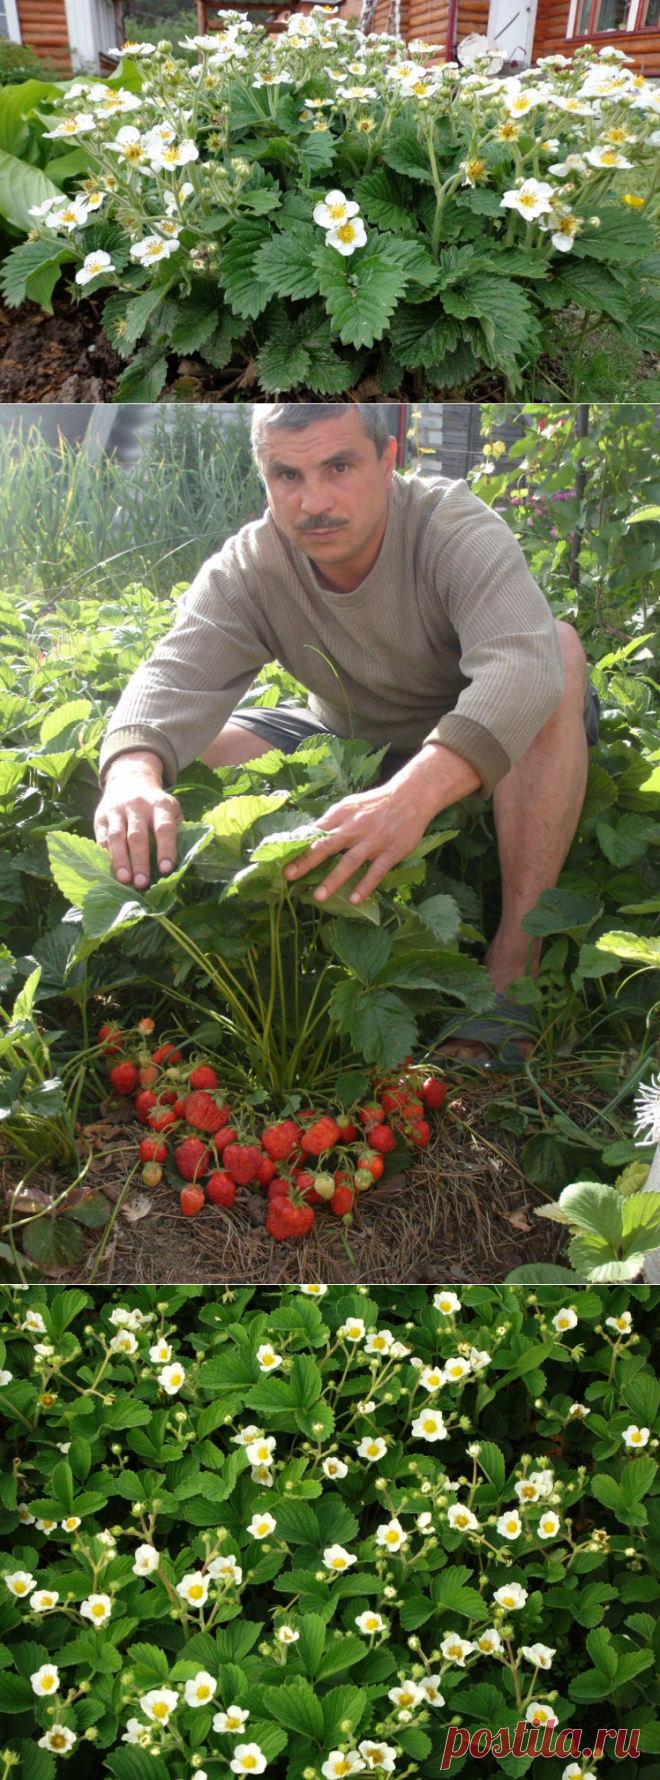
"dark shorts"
231,682,601,780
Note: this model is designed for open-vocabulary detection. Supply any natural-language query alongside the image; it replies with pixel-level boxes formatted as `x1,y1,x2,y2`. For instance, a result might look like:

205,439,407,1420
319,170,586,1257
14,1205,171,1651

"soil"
1,1063,602,1286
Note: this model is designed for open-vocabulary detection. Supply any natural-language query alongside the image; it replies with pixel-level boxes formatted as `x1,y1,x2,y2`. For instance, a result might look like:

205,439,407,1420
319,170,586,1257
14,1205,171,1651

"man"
95,403,598,1069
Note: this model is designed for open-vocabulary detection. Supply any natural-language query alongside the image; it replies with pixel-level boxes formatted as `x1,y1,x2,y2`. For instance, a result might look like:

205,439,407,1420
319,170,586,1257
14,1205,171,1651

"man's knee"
555,620,588,701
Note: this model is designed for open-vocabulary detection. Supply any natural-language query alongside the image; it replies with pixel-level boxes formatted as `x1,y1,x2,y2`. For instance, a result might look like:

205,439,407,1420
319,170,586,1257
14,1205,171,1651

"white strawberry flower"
551,1308,578,1333
419,1365,444,1392
250,1464,273,1487
606,1312,633,1334
159,1361,186,1393
418,1674,444,1705
149,139,199,171
469,1349,491,1371
184,1671,217,1707
622,1425,650,1448
375,1518,408,1552
214,1705,250,1734
323,1456,348,1479
357,1435,387,1462
208,1553,242,1582
299,1283,328,1294
323,1544,357,1572
527,1703,557,1727
149,1340,172,1364
30,1664,60,1696
529,1469,554,1497
253,69,294,86
142,123,177,151
411,1408,447,1441
522,1642,555,1670
339,1318,366,1342
23,1310,47,1333
61,1516,81,1533
390,1340,412,1358
18,1505,35,1525
585,145,632,168
549,155,587,175
313,189,360,230
44,112,97,138
515,1478,540,1503
45,197,90,232
248,1512,277,1540
80,1593,112,1627
388,1681,425,1709
443,1356,472,1383
28,197,64,221
365,1330,394,1356
322,1754,366,1780
356,1610,387,1635
38,1728,77,1754
130,235,180,264
440,1634,475,1666
133,1545,160,1575
494,1582,528,1609
476,1628,502,1654
245,1436,277,1465
230,1744,268,1774
256,1345,282,1371
94,88,143,115
568,1403,590,1418
537,1511,561,1539
276,1625,299,1643
176,1572,209,1607
501,178,555,219
140,1688,179,1724
75,250,115,286
447,1503,479,1533
416,1510,433,1531
5,1570,36,1597
35,1519,58,1534
106,39,156,55
232,1425,265,1446
110,1330,139,1354
122,1718,152,1746
634,1074,660,1143
497,1510,522,1540
358,1742,397,1772
30,1589,59,1610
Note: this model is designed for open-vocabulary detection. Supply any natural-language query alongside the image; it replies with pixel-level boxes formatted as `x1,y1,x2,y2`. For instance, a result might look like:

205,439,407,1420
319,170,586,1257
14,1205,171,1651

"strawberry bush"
0,1281,659,1780
3,24,660,396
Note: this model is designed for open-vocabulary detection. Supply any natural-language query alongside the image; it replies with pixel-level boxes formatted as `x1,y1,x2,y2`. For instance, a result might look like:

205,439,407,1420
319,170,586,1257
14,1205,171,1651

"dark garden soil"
1,1063,610,1286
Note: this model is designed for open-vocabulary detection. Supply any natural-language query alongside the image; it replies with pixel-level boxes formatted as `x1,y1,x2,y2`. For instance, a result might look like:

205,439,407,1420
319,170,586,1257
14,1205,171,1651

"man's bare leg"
440,621,590,1061
201,723,274,768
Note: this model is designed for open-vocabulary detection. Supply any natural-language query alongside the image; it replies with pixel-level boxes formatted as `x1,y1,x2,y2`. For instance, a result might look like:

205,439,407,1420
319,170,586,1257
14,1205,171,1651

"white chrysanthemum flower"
434,1291,461,1314
299,1283,328,1294
357,1435,387,1462
214,1705,250,1734
44,112,97,138
622,1424,650,1448
375,1518,408,1552
248,1512,277,1540
122,1718,152,1746
184,1671,217,1707
527,1703,557,1727
23,1310,47,1333
494,1582,528,1609
501,178,555,219
245,1436,276,1466
232,1425,265,1447
5,1570,36,1597
140,1688,179,1724
256,1345,283,1372
30,1588,59,1610
356,1610,387,1635
552,1308,578,1333
230,1744,268,1774
358,1742,397,1772
208,1553,243,1582
38,1728,77,1754
323,1544,357,1572
130,234,180,264
440,1634,475,1667
443,1356,472,1383
417,1675,444,1705
447,1503,479,1533
75,250,115,286
61,1516,81,1533
529,1469,554,1497
81,1593,112,1626
606,1311,632,1333
522,1642,555,1670
323,1456,348,1479
133,1545,159,1575
149,1340,172,1364
276,1625,299,1644
475,1628,502,1655
388,1680,425,1709
411,1408,447,1442
176,1572,209,1607
159,1361,186,1393
30,1664,60,1696
497,1510,522,1540
537,1511,561,1539
419,1365,444,1392
364,1329,394,1356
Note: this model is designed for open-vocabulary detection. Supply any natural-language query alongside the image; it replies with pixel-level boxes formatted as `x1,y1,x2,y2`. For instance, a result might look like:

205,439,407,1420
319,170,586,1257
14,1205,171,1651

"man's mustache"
295,516,350,533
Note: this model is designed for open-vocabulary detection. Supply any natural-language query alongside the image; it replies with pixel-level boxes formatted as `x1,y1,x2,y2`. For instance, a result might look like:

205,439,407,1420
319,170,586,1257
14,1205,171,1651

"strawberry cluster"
99,1023,447,1242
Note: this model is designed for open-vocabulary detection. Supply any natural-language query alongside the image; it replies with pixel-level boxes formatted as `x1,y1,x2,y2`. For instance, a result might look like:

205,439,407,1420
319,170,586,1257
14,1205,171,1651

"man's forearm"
103,749,165,788
390,741,482,820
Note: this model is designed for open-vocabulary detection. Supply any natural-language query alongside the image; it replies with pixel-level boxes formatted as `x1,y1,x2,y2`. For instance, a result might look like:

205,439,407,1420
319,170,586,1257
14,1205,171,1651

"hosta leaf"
0,146,61,232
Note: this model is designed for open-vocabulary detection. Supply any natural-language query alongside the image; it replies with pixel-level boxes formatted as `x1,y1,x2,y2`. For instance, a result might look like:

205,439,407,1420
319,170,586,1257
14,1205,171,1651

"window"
638,0,660,22
572,0,635,27
0,1,8,37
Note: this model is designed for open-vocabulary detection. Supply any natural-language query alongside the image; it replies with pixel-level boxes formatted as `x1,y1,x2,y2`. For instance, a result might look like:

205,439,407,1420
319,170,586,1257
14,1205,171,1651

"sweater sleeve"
98,542,271,786
420,481,566,797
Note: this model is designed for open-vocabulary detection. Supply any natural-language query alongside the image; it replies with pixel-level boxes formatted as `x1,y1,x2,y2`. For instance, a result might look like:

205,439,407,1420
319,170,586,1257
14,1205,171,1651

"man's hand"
94,751,182,889
283,742,481,905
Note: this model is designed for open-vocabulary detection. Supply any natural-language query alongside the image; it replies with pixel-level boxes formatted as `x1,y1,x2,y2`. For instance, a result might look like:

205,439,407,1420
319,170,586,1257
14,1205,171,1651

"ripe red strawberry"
293,1169,323,1206
98,1023,124,1055
173,1098,188,1120
409,1119,431,1147
359,1151,384,1181
402,1098,424,1119
214,1125,238,1153
139,1138,168,1163
189,1065,218,1091
152,1043,182,1066
331,1183,354,1218
262,1120,302,1162
142,1162,162,1188
175,1138,210,1181
358,1103,385,1127
336,1115,358,1143
301,1115,341,1156
138,1064,159,1088
180,1184,205,1217
267,1196,314,1240
422,1077,447,1111
206,1171,236,1208
255,1154,277,1186
268,1176,291,1200
368,1123,396,1153
160,1088,177,1105
223,1142,263,1185
109,1062,139,1097
184,1091,230,1135
134,1088,158,1124
148,1106,178,1134
380,1088,410,1114
267,1204,291,1240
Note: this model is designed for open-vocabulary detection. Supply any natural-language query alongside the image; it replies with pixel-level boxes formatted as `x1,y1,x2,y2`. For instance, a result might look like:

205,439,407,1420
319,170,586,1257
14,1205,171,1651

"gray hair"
250,403,393,468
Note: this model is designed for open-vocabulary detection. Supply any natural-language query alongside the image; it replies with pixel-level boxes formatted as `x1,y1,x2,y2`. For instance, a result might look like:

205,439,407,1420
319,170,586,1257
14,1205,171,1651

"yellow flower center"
92,1604,105,1618
500,122,518,137
519,193,536,209
332,1557,345,1569
242,1759,257,1771
385,1531,399,1545
400,1691,414,1705
227,1717,241,1730
52,1735,68,1750
152,1703,169,1720
366,1618,379,1630
263,1354,275,1366
14,1583,27,1594
197,1686,210,1700
423,1418,437,1432
258,1523,269,1536
601,151,618,165
190,1585,204,1600
42,1677,56,1691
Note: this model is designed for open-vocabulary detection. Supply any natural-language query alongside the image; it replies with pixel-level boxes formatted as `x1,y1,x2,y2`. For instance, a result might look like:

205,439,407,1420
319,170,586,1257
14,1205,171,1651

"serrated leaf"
383,128,435,183
253,226,321,301
315,247,407,349
222,218,271,318
261,1679,325,1740
354,166,418,235
330,918,392,985
115,346,169,404
521,887,602,938
329,979,418,1069
389,300,459,368
0,237,74,313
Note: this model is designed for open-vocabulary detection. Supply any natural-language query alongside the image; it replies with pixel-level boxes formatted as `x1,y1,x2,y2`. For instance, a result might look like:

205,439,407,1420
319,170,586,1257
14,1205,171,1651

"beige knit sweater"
99,471,565,799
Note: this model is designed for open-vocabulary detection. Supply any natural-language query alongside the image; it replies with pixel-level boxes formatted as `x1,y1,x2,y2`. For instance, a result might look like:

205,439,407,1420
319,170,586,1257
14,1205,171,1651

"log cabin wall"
17,0,72,67
533,0,660,72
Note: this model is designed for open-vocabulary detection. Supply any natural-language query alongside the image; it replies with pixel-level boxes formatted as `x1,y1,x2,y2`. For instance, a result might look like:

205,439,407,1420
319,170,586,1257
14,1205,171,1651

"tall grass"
0,406,266,602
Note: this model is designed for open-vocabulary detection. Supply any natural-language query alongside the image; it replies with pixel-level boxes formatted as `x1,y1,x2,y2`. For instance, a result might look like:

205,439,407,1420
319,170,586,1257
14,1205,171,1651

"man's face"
259,410,398,578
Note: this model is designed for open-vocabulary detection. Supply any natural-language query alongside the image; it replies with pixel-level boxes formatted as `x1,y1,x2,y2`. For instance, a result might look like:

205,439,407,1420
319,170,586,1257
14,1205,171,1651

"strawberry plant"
3,30,660,395
0,1281,658,1780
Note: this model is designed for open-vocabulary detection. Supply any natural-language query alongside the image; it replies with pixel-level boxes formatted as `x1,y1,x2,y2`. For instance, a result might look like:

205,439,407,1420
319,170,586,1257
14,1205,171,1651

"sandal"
434,992,537,1075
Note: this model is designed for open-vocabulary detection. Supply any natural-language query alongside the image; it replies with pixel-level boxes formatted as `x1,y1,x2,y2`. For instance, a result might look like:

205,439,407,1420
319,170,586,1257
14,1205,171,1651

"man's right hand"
94,751,182,889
